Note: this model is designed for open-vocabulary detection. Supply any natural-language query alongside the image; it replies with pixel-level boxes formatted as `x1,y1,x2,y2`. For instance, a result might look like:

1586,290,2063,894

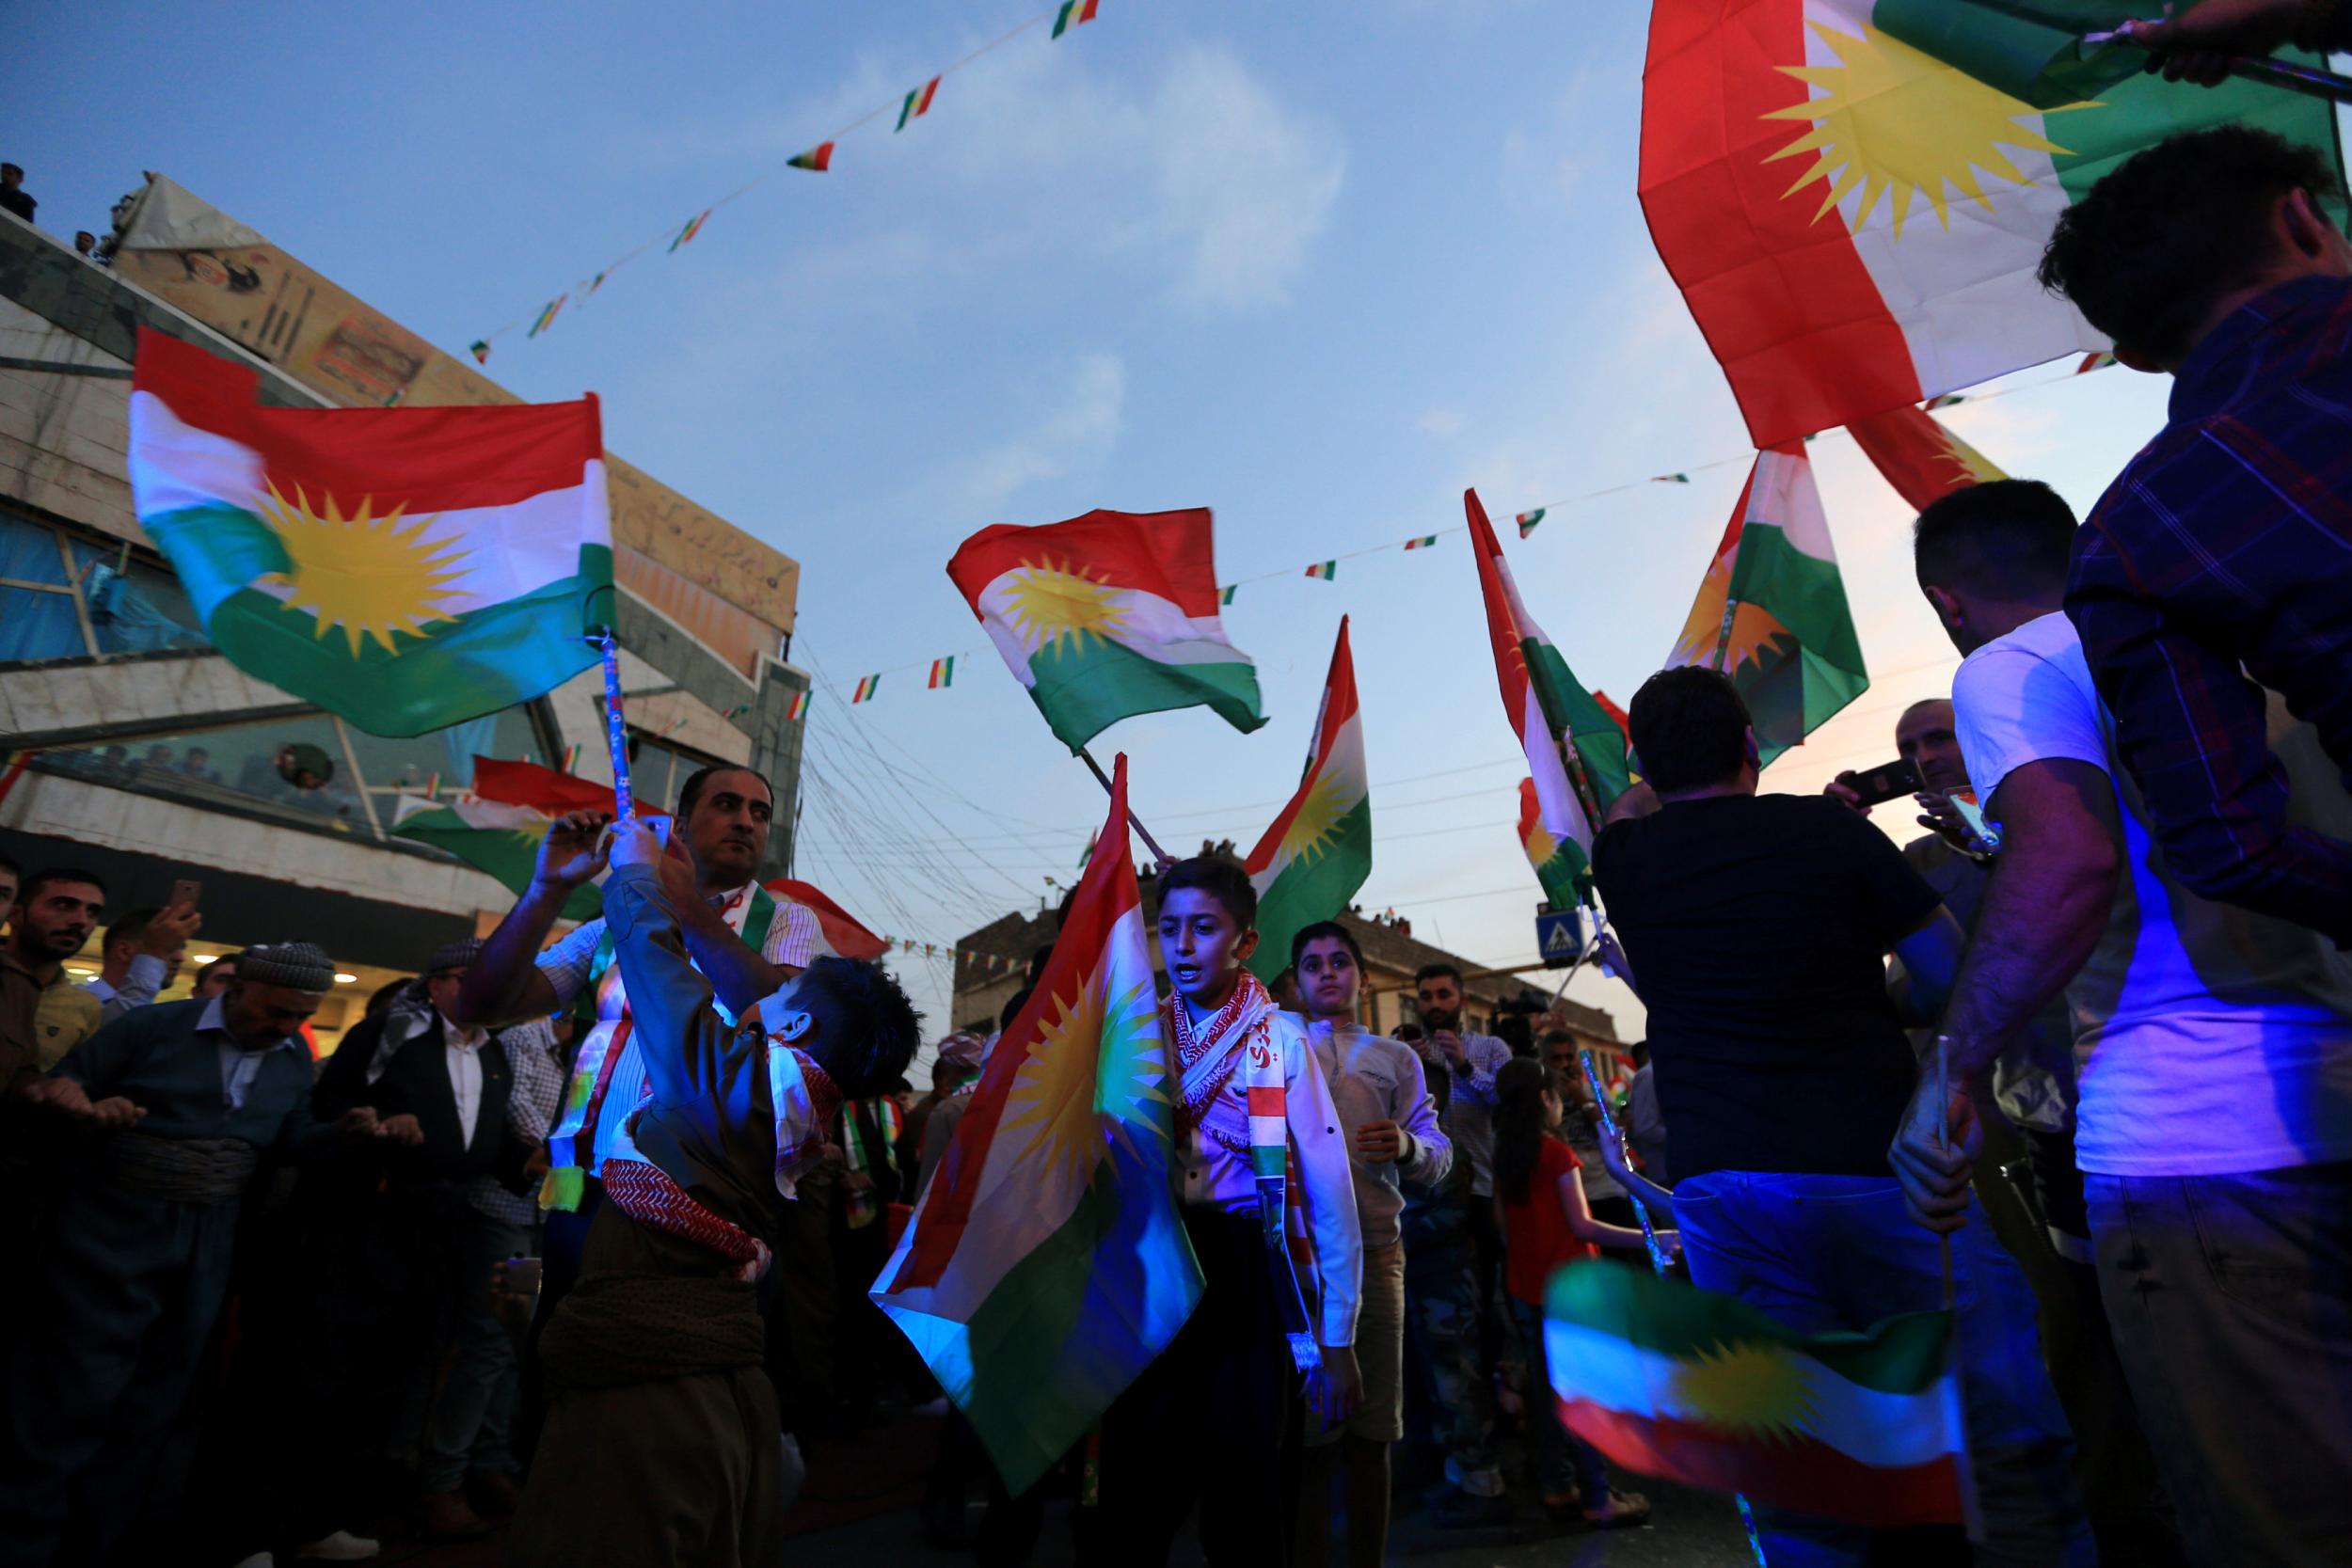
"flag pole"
1711,596,1742,673
1582,1046,1768,1566
1079,747,1174,869
591,627,636,822
1934,1036,1985,1545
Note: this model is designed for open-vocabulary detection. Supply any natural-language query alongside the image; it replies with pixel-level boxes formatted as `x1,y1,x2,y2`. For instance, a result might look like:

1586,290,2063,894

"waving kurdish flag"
391,757,652,922
1547,1261,1966,1529
875,753,1202,1494
764,878,890,960
1468,489,1629,904
1639,0,2343,447
1665,445,1865,766
1245,618,1370,982
1518,778,1584,910
947,508,1265,752
127,329,612,737
1845,402,2006,513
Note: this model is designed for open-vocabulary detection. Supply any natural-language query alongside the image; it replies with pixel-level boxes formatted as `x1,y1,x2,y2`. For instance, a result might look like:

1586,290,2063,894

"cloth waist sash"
536,1271,767,1392
602,1158,771,1283
100,1132,260,1204
543,885,778,1212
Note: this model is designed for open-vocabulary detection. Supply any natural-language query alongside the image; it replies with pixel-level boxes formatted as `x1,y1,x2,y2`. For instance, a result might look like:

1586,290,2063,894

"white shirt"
84,953,168,1024
440,1011,486,1146
1953,611,2352,1178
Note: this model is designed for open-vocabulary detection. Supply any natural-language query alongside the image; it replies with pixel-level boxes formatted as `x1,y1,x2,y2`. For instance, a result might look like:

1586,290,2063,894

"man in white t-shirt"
1890,479,2352,1568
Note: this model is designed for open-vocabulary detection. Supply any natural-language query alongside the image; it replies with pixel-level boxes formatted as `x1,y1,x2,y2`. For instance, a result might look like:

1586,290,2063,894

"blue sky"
18,0,2185,1035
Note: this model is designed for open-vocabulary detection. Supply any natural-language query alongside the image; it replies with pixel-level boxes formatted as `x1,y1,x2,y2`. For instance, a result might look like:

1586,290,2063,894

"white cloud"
959,353,1127,512
1148,48,1347,309
1417,407,1468,437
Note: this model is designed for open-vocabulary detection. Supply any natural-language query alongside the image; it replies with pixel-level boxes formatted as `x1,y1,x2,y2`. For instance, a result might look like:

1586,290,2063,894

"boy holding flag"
1095,857,1363,1563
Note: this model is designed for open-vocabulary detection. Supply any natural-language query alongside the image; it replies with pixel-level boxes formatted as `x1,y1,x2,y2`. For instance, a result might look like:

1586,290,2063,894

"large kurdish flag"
874,753,1203,1495
128,328,612,736
1245,617,1371,983
1666,445,1864,766
1547,1261,1965,1529
1467,490,1629,904
947,508,1265,752
763,878,890,960
1640,0,2344,447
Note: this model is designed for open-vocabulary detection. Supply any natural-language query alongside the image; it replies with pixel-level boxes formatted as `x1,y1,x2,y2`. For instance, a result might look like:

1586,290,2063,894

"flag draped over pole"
875,753,1202,1495
127,329,613,737
1664,444,1866,766
946,507,1265,753
1244,618,1371,981
1467,488,1629,902
1637,0,2344,448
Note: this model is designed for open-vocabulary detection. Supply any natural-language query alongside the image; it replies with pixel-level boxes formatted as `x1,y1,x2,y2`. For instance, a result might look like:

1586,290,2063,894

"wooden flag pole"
1079,747,1174,870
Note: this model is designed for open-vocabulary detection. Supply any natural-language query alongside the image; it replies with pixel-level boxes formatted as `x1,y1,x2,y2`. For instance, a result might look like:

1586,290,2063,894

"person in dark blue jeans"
1594,667,2090,1568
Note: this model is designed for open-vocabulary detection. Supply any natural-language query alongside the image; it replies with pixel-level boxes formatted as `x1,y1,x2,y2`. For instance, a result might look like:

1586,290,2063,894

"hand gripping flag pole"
1581,1048,1769,1567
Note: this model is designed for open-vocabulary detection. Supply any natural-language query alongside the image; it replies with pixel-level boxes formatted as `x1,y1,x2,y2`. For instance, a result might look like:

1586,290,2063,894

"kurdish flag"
128,329,612,737
851,674,881,704
1519,778,1583,910
1665,444,1865,765
1053,0,1100,39
528,295,564,338
392,757,655,922
1468,489,1630,903
1404,535,1438,550
468,341,490,365
764,878,890,960
786,689,809,721
930,657,956,689
875,753,1203,1494
1516,509,1545,538
789,142,835,172
1547,1261,1965,1528
898,75,941,131
1244,618,1370,983
947,508,1265,753
1304,561,1337,581
670,210,709,252
1845,403,2006,514
1639,0,2344,448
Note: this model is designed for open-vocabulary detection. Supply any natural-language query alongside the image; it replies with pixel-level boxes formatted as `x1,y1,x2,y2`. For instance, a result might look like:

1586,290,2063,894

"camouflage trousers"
1401,1248,1504,1495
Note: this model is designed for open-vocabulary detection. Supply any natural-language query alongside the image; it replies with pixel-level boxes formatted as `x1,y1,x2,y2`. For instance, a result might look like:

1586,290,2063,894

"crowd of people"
6,33,2352,1565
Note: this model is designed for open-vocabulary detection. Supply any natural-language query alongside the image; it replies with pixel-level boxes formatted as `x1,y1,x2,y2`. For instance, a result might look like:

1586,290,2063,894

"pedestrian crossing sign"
1536,909,1584,969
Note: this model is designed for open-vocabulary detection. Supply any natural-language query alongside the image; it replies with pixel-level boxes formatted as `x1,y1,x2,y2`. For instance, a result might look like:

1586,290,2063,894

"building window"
0,512,95,662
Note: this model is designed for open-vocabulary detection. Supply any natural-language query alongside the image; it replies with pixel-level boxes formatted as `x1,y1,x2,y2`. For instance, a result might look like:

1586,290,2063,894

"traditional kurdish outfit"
509,864,841,1568
1095,973,1360,1566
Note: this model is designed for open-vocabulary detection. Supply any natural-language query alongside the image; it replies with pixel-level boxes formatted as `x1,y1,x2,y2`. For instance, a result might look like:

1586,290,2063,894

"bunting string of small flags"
813,356,2120,711
468,5,1108,360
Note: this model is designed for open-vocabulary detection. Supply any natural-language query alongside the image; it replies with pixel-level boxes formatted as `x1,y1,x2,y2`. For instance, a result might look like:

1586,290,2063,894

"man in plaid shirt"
2040,127,2352,945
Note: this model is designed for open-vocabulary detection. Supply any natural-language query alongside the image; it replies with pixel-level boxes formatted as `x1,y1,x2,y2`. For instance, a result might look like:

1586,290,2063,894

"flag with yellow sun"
1244,617,1371,982
1846,401,2007,513
946,507,1265,753
874,753,1203,1496
1547,1259,1967,1529
128,328,612,736
1641,0,2344,448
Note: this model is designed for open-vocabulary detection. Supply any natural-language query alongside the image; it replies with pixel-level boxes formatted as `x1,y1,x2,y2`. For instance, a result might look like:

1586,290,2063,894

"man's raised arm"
453,809,611,1027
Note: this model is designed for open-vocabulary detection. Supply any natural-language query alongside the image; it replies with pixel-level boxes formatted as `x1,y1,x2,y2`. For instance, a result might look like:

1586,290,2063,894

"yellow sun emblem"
256,482,469,657
1002,971,1114,1197
1001,560,1133,658
1762,19,2078,238
1670,1339,1820,1442
1522,816,1561,871
1277,767,1358,870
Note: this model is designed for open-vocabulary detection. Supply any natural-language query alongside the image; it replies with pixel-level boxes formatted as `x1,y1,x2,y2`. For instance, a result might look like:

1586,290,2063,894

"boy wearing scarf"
1096,857,1364,1564
507,822,919,1568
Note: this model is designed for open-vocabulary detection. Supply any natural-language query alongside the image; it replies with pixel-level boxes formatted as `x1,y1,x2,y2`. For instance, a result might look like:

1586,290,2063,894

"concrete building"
0,180,808,1053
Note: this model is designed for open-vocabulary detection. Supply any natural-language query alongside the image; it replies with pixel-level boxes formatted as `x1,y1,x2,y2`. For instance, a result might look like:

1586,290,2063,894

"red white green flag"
391,756,654,922
1304,561,1337,581
1639,0,2344,447
1665,444,1865,766
763,878,889,960
1845,403,2006,514
788,142,835,172
1516,508,1545,538
898,76,941,132
527,295,564,338
786,690,809,721
1053,0,1100,39
930,657,956,689
876,754,1202,1494
1244,618,1371,982
1403,535,1438,550
1547,1261,1965,1528
1468,489,1630,904
669,210,709,252
128,329,612,738
851,674,881,705
1518,777,1584,910
946,508,1265,753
